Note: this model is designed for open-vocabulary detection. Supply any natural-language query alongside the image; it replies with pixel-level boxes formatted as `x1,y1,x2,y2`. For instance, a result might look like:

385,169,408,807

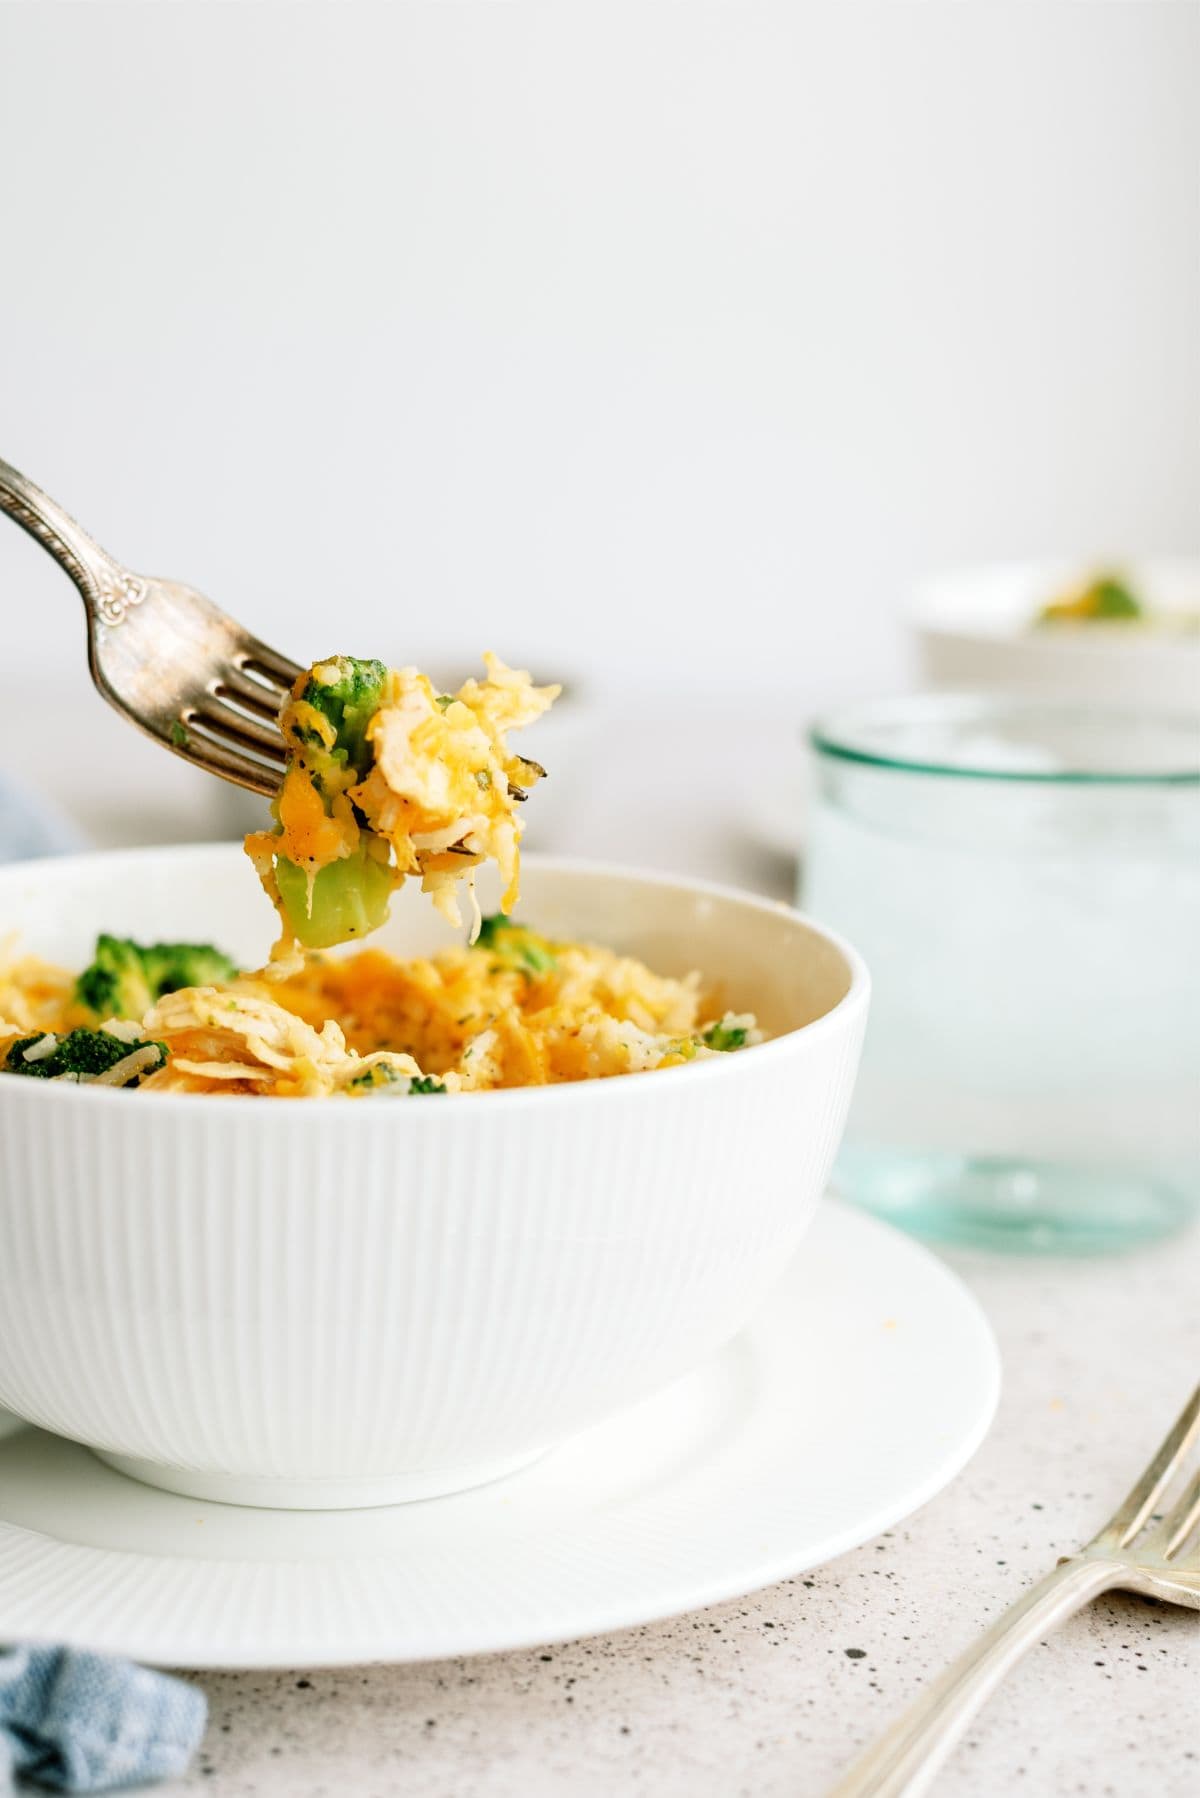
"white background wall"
1,2,1197,858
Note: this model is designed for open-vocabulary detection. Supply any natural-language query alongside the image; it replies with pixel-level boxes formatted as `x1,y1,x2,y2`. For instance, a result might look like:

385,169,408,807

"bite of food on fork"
0,456,560,954
246,652,558,951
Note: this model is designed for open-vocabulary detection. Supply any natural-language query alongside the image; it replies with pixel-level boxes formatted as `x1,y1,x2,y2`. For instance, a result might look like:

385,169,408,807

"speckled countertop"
155,1226,1200,1798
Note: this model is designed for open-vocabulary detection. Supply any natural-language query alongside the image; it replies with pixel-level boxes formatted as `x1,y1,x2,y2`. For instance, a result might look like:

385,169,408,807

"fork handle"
828,1558,1117,1798
0,455,127,619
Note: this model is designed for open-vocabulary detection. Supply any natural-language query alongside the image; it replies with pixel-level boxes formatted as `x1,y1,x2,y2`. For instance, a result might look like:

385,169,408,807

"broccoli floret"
274,848,394,950
75,936,154,1019
75,935,239,1021
476,915,557,976
348,1064,447,1096
702,1019,749,1052
1085,576,1143,619
4,1028,167,1085
291,656,388,781
144,941,238,995
266,660,394,948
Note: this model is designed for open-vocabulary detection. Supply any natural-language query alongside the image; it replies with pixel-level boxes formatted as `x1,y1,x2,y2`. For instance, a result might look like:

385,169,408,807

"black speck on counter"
844,1648,867,1660
295,1678,312,1690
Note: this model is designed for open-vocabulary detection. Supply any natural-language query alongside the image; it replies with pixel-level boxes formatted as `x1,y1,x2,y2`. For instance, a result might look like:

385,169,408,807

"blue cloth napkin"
0,1647,205,1792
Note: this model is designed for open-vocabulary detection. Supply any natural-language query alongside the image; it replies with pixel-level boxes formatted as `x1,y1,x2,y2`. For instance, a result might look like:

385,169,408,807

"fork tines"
1092,1383,1200,1564
176,644,301,792
238,645,301,694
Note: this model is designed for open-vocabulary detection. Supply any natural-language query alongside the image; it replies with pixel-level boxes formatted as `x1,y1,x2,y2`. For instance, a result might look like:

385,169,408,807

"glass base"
834,1148,1197,1254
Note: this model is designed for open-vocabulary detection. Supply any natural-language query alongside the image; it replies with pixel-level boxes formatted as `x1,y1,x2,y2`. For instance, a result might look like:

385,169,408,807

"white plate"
0,1202,998,1670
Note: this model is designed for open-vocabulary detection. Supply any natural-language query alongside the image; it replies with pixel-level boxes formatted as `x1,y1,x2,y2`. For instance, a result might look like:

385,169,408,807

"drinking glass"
803,695,1200,1252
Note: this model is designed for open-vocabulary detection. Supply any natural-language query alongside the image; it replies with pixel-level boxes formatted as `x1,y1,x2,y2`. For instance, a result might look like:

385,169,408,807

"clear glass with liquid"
803,696,1200,1252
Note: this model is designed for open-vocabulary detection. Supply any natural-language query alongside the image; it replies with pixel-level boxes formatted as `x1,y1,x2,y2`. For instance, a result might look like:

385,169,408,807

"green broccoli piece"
1038,572,1145,626
144,942,238,995
267,658,393,949
702,1019,749,1052
290,656,388,781
75,937,154,1020
348,1064,447,1096
4,1028,167,1085
75,935,239,1021
1087,576,1143,620
274,847,395,950
348,1063,401,1093
475,915,557,976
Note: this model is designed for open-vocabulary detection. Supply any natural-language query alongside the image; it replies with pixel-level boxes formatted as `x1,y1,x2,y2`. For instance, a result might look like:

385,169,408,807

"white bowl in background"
913,558,1200,712
0,846,868,1509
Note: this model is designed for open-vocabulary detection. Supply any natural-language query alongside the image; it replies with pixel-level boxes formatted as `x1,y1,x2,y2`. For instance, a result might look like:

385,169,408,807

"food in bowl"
0,918,760,1097
0,846,868,1507
1035,569,1199,631
245,652,559,950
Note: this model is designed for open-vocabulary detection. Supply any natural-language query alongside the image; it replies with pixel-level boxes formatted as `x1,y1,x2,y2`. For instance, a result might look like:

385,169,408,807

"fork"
0,456,300,795
831,1384,1200,1797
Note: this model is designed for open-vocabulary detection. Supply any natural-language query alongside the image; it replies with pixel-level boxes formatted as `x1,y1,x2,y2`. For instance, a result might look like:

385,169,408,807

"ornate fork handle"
0,456,144,625
830,1557,1118,1797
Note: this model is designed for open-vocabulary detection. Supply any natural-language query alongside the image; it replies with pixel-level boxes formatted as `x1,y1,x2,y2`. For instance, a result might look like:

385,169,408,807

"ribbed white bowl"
0,847,868,1509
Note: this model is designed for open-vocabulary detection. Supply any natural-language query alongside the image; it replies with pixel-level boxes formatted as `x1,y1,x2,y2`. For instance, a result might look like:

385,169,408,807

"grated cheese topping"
0,926,762,1098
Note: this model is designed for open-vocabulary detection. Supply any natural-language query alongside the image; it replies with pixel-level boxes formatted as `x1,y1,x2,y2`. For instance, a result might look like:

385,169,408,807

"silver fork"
831,1384,1200,1798
0,456,300,795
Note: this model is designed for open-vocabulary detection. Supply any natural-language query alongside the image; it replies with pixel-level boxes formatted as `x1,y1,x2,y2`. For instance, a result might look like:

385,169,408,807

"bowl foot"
92,1445,548,1511
834,1148,1197,1254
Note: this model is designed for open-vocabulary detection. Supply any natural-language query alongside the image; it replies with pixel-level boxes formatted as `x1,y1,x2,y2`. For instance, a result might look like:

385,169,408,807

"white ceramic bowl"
912,558,1200,712
0,846,868,1510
